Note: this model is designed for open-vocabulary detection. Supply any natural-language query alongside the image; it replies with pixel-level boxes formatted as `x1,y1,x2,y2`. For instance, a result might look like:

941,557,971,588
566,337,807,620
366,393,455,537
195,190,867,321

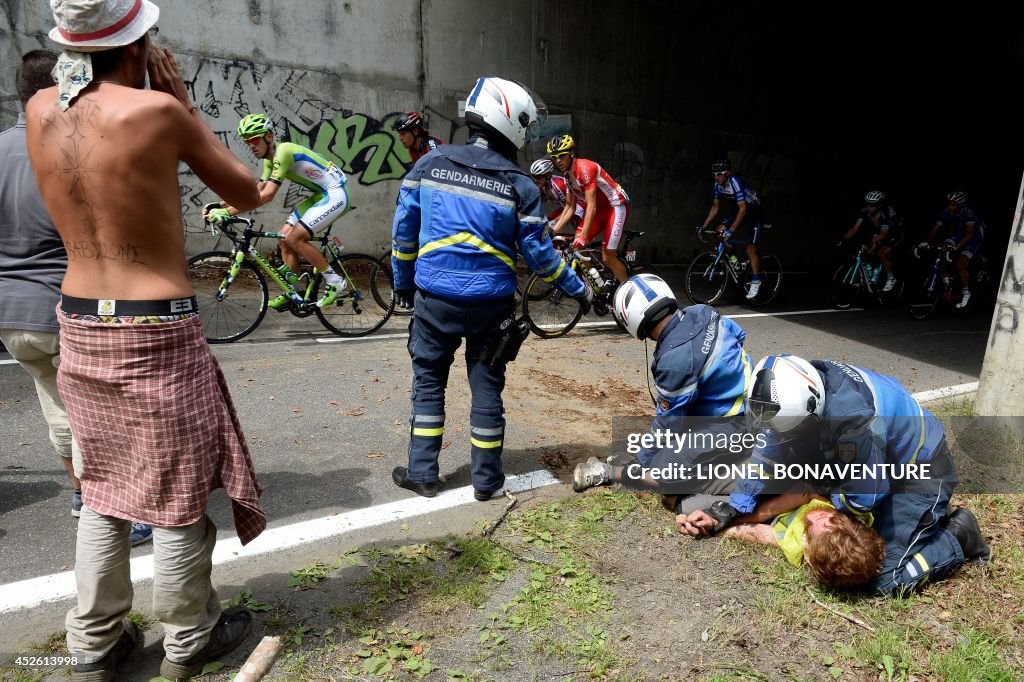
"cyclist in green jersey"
206,113,351,308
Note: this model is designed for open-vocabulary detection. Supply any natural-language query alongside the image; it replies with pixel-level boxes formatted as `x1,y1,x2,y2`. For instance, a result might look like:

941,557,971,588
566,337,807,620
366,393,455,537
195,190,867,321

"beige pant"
65,506,222,664
0,328,81,474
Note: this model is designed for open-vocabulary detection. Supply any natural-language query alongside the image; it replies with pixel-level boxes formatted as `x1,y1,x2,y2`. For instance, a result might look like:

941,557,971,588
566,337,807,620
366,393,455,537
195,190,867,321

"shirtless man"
27,1,264,679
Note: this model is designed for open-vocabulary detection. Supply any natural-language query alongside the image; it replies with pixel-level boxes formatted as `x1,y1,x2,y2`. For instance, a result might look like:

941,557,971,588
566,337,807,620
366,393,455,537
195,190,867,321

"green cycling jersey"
260,142,347,194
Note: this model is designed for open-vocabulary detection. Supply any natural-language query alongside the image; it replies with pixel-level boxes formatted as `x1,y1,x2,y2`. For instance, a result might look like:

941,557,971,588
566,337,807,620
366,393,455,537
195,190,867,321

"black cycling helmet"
711,158,732,173
393,111,425,132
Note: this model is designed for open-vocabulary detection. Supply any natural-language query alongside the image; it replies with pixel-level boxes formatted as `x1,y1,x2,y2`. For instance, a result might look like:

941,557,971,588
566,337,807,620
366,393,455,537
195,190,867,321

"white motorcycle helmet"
464,76,545,151
612,274,678,340
746,355,825,433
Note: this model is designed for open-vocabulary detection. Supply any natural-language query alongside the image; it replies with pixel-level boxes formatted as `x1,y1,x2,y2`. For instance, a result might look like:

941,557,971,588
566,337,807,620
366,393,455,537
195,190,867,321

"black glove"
704,500,740,534
695,225,705,235
394,288,416,310
574,282,593,316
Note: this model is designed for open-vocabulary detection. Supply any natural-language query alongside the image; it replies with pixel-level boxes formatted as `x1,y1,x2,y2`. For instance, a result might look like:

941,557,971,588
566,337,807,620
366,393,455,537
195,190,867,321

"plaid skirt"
57,311,266,545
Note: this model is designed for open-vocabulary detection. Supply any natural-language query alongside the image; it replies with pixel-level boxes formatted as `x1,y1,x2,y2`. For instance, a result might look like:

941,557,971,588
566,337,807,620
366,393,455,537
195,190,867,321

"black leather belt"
61,295,198,316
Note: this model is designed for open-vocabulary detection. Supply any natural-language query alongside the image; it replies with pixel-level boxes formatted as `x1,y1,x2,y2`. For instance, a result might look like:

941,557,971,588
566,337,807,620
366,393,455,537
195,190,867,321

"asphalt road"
0,275,991,591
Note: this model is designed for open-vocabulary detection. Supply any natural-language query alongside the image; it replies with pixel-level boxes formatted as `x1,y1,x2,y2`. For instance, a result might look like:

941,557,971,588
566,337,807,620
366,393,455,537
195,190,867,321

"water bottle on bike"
588,266,605,288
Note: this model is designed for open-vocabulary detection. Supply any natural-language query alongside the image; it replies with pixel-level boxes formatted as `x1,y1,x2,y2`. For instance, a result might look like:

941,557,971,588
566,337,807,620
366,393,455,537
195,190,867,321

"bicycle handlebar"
204,215,286,240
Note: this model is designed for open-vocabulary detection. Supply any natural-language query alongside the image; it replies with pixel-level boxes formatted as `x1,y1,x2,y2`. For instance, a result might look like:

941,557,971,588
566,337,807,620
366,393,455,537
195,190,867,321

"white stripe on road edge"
910,382,978,403
533,308,865,332
0,358,18,365
316,332,409,344
0,469,559,615
726,307,864,319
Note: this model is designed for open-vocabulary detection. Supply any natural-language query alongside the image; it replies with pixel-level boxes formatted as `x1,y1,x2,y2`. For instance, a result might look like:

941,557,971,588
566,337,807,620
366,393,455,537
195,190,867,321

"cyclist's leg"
745,222,762,275
288,186,350,274
600,204,630,284
278,216,302,273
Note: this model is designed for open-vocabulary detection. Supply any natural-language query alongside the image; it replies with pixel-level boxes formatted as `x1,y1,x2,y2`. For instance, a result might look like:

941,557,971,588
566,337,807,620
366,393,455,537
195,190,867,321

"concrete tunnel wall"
0,0,805,266
3,1,1022,272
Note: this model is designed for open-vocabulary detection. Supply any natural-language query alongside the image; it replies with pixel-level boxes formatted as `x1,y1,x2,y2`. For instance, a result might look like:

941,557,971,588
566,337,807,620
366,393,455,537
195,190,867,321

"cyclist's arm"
577,186,599,242
731,200,748,232
220,180,281,216
842,218,863,241
701,199,721,230
551,187,576,234
955,222,975,251
925,220,943,243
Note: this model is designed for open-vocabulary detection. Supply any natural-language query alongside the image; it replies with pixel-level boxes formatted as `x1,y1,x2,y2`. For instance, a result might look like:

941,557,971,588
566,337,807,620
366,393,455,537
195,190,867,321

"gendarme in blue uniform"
392,136,585,494
635,305,751,466
730,360,964,596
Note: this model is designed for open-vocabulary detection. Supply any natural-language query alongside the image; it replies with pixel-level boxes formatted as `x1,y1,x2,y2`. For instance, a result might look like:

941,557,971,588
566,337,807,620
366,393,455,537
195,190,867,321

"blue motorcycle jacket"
635,305,752,465
730,360,948,515
391,137,585,302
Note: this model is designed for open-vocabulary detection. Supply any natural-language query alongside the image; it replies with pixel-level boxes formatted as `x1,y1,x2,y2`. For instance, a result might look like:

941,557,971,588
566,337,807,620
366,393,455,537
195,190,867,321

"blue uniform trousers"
405,291,514,493
865,441,965,597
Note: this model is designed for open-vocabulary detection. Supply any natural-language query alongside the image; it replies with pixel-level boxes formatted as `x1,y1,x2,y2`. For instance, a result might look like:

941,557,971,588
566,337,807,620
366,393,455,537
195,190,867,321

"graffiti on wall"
177,56,414,231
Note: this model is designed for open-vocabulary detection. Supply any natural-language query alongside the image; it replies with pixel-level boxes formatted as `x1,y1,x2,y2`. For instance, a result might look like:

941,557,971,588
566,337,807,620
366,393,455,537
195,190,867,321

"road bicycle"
685,229,782,306
831,243,904,309
188,216,394,342
906,244,990,320
520,230,652,338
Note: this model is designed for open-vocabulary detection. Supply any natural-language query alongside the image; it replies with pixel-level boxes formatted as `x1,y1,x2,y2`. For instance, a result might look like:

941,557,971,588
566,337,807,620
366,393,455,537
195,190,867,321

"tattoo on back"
40,97,103,236
64,240,146,265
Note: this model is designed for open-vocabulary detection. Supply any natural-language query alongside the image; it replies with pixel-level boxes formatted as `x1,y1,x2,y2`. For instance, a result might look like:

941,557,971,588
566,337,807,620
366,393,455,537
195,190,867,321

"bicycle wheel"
188,251,268,343
830,263,861,310
745,254,783,307
315,254,395,337
522,273,584,338
377,253,412,316
907,280,941,320
685,251,728,305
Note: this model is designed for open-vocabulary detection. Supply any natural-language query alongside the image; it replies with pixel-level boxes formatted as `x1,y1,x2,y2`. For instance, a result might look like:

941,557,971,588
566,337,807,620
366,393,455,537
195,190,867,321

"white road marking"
0,358,18,366
0,470,558,615
726,307,864,319
910,382,978,403
315,332,409,344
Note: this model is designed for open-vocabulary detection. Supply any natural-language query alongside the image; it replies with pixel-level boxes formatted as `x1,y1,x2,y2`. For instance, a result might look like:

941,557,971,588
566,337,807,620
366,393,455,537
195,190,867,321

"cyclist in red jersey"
393,111,443,164
529,158,584,233
547,135,630,285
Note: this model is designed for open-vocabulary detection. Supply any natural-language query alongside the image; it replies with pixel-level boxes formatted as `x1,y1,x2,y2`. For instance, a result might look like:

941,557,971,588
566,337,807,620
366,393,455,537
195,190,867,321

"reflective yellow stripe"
725,349,753,417
392,248,417,261
908,400,927,465
542,258,566,283
914,552,929,573
412,427,444,437
471,437,503,449
419,232,515,269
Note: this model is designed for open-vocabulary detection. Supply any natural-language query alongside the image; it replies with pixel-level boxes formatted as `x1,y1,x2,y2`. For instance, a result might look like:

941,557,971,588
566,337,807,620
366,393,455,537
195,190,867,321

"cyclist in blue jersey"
678,355,990,596
697,158,765,300
918,191,985,309
839,190,900,292
390,76,590,501
206,113,351,309
573,274,752,512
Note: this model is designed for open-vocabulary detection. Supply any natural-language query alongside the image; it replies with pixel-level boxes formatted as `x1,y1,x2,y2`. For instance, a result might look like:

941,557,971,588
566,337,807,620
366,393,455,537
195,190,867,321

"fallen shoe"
392,466,438,498
159,606,254,681
71,619,141,682
572,456,613,492
944,507,991,563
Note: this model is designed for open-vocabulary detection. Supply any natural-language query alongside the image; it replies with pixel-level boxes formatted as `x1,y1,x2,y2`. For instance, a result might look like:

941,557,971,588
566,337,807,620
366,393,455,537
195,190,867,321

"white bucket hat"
49,0,159,53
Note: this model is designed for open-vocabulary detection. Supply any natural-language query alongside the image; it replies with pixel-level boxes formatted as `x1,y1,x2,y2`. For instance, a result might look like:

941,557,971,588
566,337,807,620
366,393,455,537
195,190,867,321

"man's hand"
206,208,231,225
146,47,193,109
571,234,587,250
676,510,716,537
394,288,416,310
574,282,593,316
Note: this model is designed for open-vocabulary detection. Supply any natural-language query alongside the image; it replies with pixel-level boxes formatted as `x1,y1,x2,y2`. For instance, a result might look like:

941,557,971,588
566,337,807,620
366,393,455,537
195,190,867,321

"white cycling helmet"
530,158,554,176
464,76,544,151
864,190,885,204
612,274,678,340
746,355,825,433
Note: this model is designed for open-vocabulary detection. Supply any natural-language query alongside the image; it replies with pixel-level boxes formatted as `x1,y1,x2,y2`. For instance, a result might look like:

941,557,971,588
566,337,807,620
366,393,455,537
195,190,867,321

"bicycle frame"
699,231,746,284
